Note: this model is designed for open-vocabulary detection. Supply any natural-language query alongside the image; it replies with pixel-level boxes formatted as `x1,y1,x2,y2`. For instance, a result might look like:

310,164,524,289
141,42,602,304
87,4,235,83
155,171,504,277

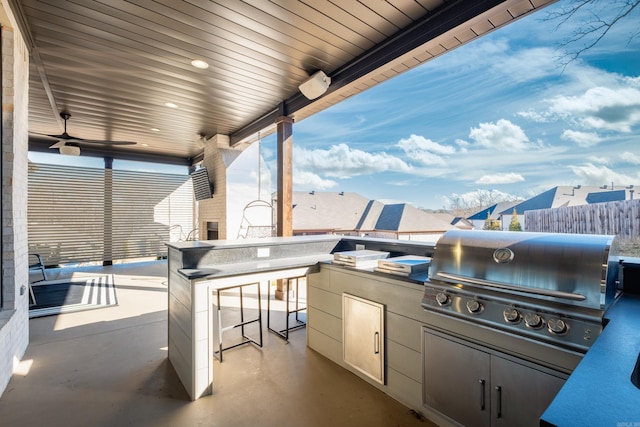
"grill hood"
429,230,620,311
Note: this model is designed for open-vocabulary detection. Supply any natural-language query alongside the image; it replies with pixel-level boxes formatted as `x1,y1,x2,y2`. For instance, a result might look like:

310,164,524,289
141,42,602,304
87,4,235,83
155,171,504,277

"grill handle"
435,272,587,301
479,379,486,411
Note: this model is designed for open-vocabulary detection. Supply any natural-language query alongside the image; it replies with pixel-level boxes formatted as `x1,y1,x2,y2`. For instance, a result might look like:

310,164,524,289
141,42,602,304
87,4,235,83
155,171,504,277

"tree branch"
543,0,640,69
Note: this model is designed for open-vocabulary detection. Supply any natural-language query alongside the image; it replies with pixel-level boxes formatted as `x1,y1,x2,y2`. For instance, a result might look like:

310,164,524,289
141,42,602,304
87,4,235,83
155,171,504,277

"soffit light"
191,59,209,69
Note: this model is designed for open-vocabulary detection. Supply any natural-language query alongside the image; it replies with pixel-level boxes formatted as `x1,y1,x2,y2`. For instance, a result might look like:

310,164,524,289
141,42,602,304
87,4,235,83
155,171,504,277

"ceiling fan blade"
29,131,60,139
32,112,137,147
49,141,66,149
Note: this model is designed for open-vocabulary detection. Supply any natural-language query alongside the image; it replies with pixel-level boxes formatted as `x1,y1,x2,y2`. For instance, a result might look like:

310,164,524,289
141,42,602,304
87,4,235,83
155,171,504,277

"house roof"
499,186,636,215
292,191,454,233
586,190,627,204
375,204,405,231
467,200,519,220
467,204,495,220
292,191,381,231
450,217,475,229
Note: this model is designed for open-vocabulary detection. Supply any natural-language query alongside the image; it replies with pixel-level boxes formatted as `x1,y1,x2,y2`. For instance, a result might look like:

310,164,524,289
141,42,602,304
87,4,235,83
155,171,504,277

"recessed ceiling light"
165,102,178,108
150,128,160,132
191,59,209,69
141,143,149,147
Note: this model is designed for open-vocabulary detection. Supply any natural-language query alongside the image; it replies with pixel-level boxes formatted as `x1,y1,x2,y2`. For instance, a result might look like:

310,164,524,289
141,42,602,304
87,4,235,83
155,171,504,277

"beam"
28,139,192,166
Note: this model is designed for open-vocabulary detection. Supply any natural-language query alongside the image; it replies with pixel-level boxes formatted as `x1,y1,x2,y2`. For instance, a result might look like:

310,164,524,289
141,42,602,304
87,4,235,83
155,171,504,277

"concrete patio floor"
1,260,435,427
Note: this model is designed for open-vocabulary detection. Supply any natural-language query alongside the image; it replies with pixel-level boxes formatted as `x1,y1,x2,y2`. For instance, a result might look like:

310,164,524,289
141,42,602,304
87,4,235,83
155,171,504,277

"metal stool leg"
267,276,307,341
213,282,263,362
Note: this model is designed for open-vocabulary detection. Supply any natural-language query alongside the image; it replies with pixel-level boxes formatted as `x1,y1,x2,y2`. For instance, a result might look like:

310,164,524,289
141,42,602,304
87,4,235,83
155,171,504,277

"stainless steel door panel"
423,329,491,427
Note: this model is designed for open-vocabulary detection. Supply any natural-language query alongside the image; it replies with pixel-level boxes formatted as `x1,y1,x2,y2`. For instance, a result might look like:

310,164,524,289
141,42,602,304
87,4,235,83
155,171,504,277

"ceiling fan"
36,112,137,155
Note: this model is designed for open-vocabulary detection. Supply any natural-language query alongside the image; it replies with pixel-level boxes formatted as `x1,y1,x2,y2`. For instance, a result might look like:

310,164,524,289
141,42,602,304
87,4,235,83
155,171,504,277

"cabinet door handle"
374,332,380,354
479,379,486,411
495,385,502,419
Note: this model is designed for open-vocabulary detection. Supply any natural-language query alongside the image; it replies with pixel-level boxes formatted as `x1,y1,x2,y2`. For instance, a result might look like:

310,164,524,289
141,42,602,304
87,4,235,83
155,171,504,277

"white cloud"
569,163,637,185
294,143,412,179
490,47,559,83
407,151,448,167
397,134,455,166
397,134,455,154
293,170,337,190
621,151,640,165
548,86,640,132
560,130,602,147
469,119,531,151
476,173,525,185
517,110,550,123
587,155,610,165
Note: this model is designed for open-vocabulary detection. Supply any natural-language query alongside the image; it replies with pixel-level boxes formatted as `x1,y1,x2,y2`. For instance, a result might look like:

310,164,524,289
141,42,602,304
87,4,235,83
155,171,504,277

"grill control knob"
524,313,543,329
503,308,521,323
435,292,451,306
466,300,483,314
548,319,568,335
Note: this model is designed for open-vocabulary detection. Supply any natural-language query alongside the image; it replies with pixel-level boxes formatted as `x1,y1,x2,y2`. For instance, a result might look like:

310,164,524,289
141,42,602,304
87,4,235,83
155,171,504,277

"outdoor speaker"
191,167,214,201
298,70,331,100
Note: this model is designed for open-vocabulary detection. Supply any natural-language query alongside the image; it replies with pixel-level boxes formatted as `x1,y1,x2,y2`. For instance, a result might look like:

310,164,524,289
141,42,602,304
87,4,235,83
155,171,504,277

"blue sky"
261,1,640,210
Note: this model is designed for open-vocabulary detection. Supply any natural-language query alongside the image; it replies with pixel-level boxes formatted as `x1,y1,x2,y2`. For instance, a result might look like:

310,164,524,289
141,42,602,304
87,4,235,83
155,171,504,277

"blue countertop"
542,294,640,426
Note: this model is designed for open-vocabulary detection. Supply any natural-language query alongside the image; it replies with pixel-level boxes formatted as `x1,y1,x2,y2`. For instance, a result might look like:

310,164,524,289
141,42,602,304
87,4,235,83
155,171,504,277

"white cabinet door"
343,293,385,384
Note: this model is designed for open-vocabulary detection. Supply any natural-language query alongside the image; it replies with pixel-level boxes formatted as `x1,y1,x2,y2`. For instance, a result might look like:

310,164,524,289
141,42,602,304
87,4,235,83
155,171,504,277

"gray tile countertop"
178,253,333,279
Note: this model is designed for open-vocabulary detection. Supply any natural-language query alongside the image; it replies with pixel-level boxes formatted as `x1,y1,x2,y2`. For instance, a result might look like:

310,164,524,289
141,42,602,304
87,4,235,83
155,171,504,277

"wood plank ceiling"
15,0,555,165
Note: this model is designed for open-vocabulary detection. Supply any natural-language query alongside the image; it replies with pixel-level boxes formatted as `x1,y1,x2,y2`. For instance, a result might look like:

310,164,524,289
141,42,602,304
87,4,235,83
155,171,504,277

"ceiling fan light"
59,145,80,156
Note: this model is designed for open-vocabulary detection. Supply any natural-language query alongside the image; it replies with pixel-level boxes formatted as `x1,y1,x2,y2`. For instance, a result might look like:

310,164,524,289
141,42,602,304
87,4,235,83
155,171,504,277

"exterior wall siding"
0,18,30,398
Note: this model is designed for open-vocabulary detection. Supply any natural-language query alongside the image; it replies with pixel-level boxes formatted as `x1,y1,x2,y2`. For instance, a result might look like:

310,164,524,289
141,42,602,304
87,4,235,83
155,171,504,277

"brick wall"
0,14,30,397
199,135,230,240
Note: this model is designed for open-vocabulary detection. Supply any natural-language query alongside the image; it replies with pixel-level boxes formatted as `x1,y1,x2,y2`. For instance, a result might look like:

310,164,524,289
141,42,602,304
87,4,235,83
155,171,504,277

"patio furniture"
212,281,263,362
28,253,47,304
267,276,307,341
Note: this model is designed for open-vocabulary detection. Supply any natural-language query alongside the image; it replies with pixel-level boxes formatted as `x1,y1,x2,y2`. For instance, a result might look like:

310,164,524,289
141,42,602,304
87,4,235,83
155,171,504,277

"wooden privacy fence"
525,199,639,238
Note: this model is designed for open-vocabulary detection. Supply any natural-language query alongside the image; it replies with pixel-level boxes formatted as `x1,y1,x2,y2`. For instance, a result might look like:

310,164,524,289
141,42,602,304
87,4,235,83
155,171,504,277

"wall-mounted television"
190,167,213,201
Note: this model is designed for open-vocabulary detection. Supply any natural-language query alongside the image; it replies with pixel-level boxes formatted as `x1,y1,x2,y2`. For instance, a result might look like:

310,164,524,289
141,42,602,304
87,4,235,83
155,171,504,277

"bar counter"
166,236,340,400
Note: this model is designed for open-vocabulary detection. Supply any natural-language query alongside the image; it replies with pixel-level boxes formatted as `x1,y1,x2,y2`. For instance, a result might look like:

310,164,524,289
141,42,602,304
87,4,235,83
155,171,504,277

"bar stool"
212,281,263,362
267,276,307,341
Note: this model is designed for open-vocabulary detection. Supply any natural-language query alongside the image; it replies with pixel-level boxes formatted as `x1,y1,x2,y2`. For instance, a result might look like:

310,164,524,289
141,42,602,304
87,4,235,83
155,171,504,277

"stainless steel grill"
422,230,620,353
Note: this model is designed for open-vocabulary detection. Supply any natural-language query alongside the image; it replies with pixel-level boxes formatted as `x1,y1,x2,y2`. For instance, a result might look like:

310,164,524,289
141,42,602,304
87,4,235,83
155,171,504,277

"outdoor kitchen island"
167,234,640,427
